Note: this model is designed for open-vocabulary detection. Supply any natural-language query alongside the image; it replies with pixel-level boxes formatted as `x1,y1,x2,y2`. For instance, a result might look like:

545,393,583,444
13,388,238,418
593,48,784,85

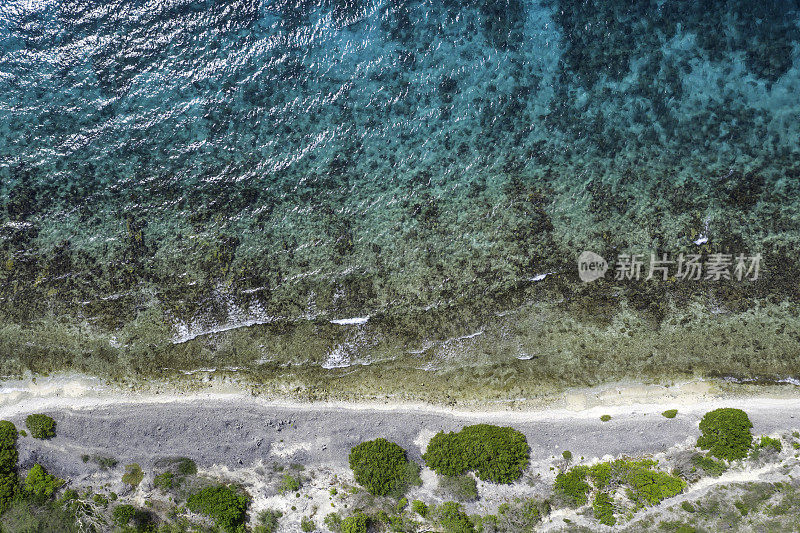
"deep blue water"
1,1,799,385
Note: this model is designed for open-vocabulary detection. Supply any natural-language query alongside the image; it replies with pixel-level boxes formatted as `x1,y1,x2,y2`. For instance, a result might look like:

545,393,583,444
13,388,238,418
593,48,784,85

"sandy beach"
1,374,799,531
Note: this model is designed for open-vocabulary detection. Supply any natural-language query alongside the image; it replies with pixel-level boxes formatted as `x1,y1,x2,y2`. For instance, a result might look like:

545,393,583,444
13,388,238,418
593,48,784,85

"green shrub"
0,421,18,515
412,499,428,517
112,504,136,526
341,512,368,533
279,473,301,494
681,501,695,513
496,497,549,529
23,464,63,502
86,455,117,470
175,457,198,475
154,472,174,491
600,415,612,422
624,463,685,506
662,409,678,419
554,466,591,506
0,422,17,451
691,454,727,477
757,435,782,452
301,516,315,532
323,512,342,531
562,450,572,461
696,408,753,460
593,492,616,526
25,414,56,440
555,459,685,514
0,475,15,516
122,464,143,487
439,473,478,501
255,509,282,533
437,501,475,533
423,424,530,484
349,438,415,496
187,485,249,533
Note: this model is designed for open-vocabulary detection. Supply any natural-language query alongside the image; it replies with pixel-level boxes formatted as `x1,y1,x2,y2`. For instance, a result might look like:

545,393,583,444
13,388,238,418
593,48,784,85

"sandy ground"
3,374,800,530
2,374,800,475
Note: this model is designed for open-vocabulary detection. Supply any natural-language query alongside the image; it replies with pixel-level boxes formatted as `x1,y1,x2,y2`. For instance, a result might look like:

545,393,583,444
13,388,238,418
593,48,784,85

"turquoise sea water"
1,1,800,397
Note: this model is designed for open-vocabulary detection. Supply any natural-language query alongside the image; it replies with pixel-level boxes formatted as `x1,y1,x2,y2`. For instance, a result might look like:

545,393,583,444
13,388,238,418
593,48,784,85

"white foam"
329,316,369,325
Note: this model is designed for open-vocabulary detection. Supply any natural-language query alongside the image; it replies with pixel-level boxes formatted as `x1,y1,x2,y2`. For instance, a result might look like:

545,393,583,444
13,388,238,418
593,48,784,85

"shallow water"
1,1,799,395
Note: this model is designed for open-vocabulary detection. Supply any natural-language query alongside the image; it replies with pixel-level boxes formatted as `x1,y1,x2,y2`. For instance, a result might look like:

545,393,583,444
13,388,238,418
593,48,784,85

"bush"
112,504,137,526
438,474,478,501
301,516,315,532
153,472,174,491
554,467,591,506
555,459,685,518
349,438,415,496
691,454,727,477
600,415,612,422
497,497,549,530
255,509,282,533
562,450,572,461
0,421,18,515
662,409,678,419
341,512,368,533
437,501,475,533
23,464,63,502
111,504,153,530
323,513,342,531
423,425,530,484
696,408,753,460
757,435,782,452
279,474,301,494
592,492,615,526
0,422,17,450
412,499,428,517
122,464,143,487
25,414,56,440
187,485,249,533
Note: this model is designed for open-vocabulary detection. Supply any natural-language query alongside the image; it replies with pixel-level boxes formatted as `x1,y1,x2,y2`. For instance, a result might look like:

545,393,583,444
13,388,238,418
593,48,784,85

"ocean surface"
1,0,800,400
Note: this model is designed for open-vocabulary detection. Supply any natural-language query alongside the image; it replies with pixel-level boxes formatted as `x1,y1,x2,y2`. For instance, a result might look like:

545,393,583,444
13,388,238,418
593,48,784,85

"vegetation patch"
756,435,782,453
696,408,753,460
600,415,612,422
349,438,418,496
593,491,616,526
423,424,530,483
340,512,368,533
25,414,55,440
0,421,18,514
122,463,144,487
187,484,249,533
691,454,727,477
255,509,282,533
438,473,478,501
436,501,475,533
555,459,685,523
23,465,63,502
662,409,678,419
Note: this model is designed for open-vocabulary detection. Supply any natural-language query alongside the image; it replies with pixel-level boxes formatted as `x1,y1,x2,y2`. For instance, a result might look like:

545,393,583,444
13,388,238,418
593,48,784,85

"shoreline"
3,372,800,421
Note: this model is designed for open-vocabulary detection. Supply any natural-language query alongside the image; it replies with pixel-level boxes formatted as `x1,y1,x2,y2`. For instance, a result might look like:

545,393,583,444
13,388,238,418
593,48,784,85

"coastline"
4,373,800,531
3,372,800,420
